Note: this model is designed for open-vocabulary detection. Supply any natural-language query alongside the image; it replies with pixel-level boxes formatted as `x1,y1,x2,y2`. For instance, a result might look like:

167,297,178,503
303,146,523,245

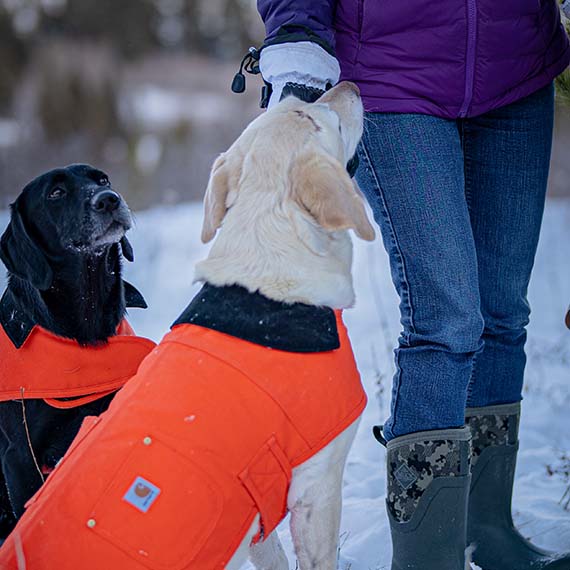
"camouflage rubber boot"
385,427,472,570
466,402,570,569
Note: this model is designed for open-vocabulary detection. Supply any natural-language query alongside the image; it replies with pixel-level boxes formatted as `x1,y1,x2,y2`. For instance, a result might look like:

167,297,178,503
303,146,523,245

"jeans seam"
466,350,477,407
389,348,404,439
360,134,414,439
462,121,474,215
462,118,476,406
360,137,416,342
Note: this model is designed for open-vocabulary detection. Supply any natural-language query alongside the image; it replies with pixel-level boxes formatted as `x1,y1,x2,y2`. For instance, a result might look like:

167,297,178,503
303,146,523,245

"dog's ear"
201,152,241,243
291,150,375,241
0,201,54,290
120,236,134,262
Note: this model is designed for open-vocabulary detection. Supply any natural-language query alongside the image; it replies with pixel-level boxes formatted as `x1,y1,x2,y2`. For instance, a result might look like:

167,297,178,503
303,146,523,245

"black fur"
0,164,136,345
0,164,145,536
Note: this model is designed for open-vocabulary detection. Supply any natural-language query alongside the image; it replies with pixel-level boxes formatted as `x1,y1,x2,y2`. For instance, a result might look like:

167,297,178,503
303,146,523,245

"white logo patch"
123,476,161,513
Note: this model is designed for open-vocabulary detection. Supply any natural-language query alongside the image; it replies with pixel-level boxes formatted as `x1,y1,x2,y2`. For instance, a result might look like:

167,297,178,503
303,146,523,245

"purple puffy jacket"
258,0,570,118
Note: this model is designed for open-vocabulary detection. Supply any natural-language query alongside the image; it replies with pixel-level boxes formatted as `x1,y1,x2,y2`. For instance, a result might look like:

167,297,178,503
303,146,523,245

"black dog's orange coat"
0,165,149,537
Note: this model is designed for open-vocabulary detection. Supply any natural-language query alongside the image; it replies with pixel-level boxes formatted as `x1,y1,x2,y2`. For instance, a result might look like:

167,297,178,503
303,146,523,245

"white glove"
563,0,570,19
259,42,341,108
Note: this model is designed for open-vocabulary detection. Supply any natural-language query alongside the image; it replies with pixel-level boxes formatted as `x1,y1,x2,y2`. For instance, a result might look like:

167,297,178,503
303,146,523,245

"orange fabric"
42,389,120,409
0,320,156,405
0,312,366,570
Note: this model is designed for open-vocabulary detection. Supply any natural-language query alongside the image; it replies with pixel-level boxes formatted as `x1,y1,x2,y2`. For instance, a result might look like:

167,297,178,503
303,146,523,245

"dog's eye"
48,187,66,200
98,176,109,186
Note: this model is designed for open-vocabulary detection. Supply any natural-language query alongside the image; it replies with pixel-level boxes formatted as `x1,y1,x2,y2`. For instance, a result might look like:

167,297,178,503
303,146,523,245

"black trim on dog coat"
172,283,340,353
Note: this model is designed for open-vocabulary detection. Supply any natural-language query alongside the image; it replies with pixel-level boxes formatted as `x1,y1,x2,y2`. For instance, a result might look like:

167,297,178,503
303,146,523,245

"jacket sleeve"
257,0,338,54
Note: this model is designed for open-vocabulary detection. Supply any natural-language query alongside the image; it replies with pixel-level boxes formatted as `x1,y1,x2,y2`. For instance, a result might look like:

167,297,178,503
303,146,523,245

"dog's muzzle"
91,190,121,214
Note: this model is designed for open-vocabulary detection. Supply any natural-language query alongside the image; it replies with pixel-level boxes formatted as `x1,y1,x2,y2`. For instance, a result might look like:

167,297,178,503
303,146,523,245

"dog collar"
172,283,340,353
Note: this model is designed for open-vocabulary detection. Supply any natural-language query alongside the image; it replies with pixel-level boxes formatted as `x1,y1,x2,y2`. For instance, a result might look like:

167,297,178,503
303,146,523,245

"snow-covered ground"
1,199,569,568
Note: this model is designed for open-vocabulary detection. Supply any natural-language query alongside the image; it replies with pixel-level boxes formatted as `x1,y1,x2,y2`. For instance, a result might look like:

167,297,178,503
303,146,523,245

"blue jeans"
356,84,554,441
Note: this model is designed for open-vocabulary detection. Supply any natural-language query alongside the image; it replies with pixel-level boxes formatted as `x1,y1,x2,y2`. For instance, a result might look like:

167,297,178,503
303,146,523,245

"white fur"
194,84,373,569
465,544,476,570
248,524,289,570
195,194,357,308
195,84,371,310
227,421,360,570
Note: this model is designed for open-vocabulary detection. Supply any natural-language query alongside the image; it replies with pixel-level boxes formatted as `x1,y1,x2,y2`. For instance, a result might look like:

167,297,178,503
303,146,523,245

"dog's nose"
92,190,121,213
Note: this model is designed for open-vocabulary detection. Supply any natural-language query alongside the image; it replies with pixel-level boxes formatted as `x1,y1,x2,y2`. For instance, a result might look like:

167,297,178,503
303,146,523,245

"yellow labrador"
196,82,375,570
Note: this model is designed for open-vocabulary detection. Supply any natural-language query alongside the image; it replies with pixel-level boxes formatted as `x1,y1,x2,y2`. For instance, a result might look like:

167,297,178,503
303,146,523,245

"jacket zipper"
353,0,365,65
357,0,365,34
460,0,478,117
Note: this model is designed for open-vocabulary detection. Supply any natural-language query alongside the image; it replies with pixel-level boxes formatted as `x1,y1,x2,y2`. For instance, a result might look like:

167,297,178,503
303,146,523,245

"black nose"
92,190,121,213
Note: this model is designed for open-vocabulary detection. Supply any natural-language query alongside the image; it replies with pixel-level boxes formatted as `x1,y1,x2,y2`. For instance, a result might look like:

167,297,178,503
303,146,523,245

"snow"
1,199,569,568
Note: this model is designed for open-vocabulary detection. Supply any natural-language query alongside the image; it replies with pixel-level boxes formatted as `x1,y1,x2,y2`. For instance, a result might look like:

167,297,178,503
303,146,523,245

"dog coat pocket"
84,435,224,570
239,435,292,542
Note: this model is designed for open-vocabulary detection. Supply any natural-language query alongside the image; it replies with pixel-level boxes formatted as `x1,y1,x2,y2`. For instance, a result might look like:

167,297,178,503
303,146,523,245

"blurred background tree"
0,0,263,208
0,0,568,209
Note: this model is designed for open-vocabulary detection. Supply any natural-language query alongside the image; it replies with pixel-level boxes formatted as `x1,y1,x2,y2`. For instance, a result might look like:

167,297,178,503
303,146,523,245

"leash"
19,388,45,484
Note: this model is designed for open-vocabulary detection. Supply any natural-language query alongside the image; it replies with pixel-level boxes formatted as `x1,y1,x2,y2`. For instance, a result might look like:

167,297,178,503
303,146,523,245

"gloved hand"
562,0,570,19
259,41,340,108
257,41,360,177
231,41,338,107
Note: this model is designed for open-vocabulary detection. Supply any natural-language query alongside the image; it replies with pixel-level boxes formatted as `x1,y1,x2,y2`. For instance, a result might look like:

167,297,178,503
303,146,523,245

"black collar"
0,280,147,349
172,283,340,353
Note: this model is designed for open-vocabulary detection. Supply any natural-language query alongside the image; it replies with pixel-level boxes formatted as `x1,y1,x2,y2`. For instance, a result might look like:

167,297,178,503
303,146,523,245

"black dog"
0,164,148,538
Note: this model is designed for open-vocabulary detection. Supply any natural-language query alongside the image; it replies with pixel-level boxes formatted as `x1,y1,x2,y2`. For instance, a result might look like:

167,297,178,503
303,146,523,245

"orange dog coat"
0,319,156,408
0,306,366,569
